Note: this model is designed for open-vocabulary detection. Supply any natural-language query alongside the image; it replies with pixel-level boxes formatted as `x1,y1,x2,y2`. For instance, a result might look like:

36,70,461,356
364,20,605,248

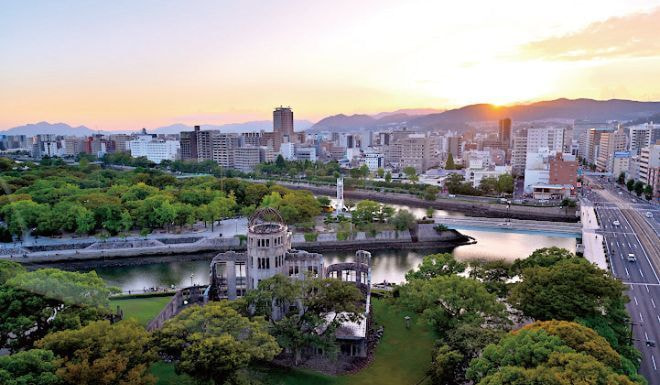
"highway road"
583,176,659,384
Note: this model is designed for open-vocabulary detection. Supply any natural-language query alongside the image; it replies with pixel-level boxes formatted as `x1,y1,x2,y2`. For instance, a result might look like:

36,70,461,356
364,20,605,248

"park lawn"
266,297,435,385
109,295,173,326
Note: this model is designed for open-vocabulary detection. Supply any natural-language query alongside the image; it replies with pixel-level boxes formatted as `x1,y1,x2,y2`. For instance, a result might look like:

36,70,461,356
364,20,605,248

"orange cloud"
521,7,660,61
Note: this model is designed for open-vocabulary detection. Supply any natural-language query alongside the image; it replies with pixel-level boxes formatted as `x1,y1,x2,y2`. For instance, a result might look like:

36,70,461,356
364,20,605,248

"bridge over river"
436,217,583,236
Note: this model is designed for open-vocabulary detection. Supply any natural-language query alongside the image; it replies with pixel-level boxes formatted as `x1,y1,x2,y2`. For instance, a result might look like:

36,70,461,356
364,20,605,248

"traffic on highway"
582,176,659,384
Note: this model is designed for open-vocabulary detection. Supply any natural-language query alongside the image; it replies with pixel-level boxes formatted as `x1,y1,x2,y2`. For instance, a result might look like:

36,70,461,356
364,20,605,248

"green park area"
109,295,173,327
115,295,434,385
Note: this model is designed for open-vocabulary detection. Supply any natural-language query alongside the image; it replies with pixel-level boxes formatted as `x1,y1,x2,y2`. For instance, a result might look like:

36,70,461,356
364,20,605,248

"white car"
646,212,653,218
613,220,620,226
627,254,637,262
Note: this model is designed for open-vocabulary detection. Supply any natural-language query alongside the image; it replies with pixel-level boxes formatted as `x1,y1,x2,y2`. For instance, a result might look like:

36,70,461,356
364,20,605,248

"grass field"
114,295,433,385
109,295,173,326
264,298,435,385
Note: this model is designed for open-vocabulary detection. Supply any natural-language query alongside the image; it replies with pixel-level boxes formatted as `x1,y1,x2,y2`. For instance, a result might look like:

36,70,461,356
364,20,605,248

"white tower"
336,177,344,215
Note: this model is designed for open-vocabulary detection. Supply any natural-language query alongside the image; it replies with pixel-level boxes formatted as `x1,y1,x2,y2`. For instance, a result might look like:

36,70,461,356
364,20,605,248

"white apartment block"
280,142,295,160
364,152,384,171
629,123,660,156
128,135,179,164
638,144,660,188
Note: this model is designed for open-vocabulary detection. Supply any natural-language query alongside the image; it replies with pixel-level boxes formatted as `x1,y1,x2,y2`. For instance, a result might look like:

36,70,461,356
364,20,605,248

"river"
94,228,576,292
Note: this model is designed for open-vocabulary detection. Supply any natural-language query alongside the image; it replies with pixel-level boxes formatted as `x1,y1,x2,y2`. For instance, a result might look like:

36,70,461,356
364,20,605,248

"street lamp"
190,273,194,287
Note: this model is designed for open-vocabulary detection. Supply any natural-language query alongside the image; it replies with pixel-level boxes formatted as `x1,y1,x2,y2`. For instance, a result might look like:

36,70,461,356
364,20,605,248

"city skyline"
3,1,660,131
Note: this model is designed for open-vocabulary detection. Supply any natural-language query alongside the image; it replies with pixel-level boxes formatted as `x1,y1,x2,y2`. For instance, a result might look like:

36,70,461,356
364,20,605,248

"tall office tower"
273,106,294,151
595,128,626,173
180,125,200,160
446,136,463,158
498,118,512,147
629,123,660,156
511,128,528,176
638,144,660,198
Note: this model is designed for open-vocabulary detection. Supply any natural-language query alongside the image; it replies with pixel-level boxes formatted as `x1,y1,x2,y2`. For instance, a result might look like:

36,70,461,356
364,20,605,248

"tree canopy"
154,301,280,384
37,319,157,385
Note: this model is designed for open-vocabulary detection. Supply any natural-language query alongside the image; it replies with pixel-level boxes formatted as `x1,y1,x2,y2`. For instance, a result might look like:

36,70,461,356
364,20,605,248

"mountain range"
4,99,660,137
0,120,314,137
308,98,660,132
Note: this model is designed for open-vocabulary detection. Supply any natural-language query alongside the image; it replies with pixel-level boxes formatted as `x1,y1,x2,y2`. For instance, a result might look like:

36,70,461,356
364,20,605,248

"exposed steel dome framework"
248,207,286,234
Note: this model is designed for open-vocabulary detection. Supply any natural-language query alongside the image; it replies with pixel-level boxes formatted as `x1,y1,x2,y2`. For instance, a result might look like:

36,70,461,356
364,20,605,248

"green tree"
154,302,280,384
496,174,514,194
633,180,644,197
405,253,467,281
445,153,456,170
1,268,117,352
467,329,571,383
617,172,626,185
0,349,61,385
352,200,382,223
275,154,286,172
403,166,418,183
479,177,498,195
359,163,370,178
643,184,653,200
429,344,464,385
509,258,625,321
37,320,156,385
423,185,440,201
626,178,635,192
377,167,385,178
511,247,576,272
384,171,392,183
390,209,416,231
400,275,509,337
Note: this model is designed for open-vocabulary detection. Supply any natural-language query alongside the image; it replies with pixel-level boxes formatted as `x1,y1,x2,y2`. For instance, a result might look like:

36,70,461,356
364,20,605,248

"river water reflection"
94,228,576,291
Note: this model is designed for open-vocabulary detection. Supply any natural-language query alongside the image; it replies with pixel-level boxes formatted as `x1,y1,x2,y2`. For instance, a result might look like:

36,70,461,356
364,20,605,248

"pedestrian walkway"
580,203,607,270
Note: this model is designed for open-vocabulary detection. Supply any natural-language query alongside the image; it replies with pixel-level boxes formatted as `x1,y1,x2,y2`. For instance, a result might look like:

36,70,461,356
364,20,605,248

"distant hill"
309,99,660,132
372,108,445,119
1,120,315,137
1,122,97,136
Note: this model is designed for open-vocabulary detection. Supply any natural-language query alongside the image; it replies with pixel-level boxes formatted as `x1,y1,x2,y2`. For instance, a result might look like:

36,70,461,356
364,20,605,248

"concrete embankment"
265,182,578,222
10,226,472,265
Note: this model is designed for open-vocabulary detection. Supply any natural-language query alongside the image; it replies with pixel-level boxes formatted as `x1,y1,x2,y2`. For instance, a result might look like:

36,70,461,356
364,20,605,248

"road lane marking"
652,355,657,371
646,332,649,341
640,269,645,278
652,298,656,309
647,285,650,293
625,267,630,277
634,296,638,305
640,312,644,323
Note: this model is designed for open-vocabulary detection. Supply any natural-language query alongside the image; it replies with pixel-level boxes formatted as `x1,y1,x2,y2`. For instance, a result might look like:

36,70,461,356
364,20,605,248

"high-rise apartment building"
212,133,240,168
586,127,616,166
629,123,660,156
511,129,528,175
595,128,626,173
273,106,294,151
638,145,660,198
574,120,611,159
498,118,512,147
180,126,200,160
527,127,564,154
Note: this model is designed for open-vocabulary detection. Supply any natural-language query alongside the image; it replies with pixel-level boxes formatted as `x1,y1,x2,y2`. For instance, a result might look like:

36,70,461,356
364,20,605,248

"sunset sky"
2,0,660,131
